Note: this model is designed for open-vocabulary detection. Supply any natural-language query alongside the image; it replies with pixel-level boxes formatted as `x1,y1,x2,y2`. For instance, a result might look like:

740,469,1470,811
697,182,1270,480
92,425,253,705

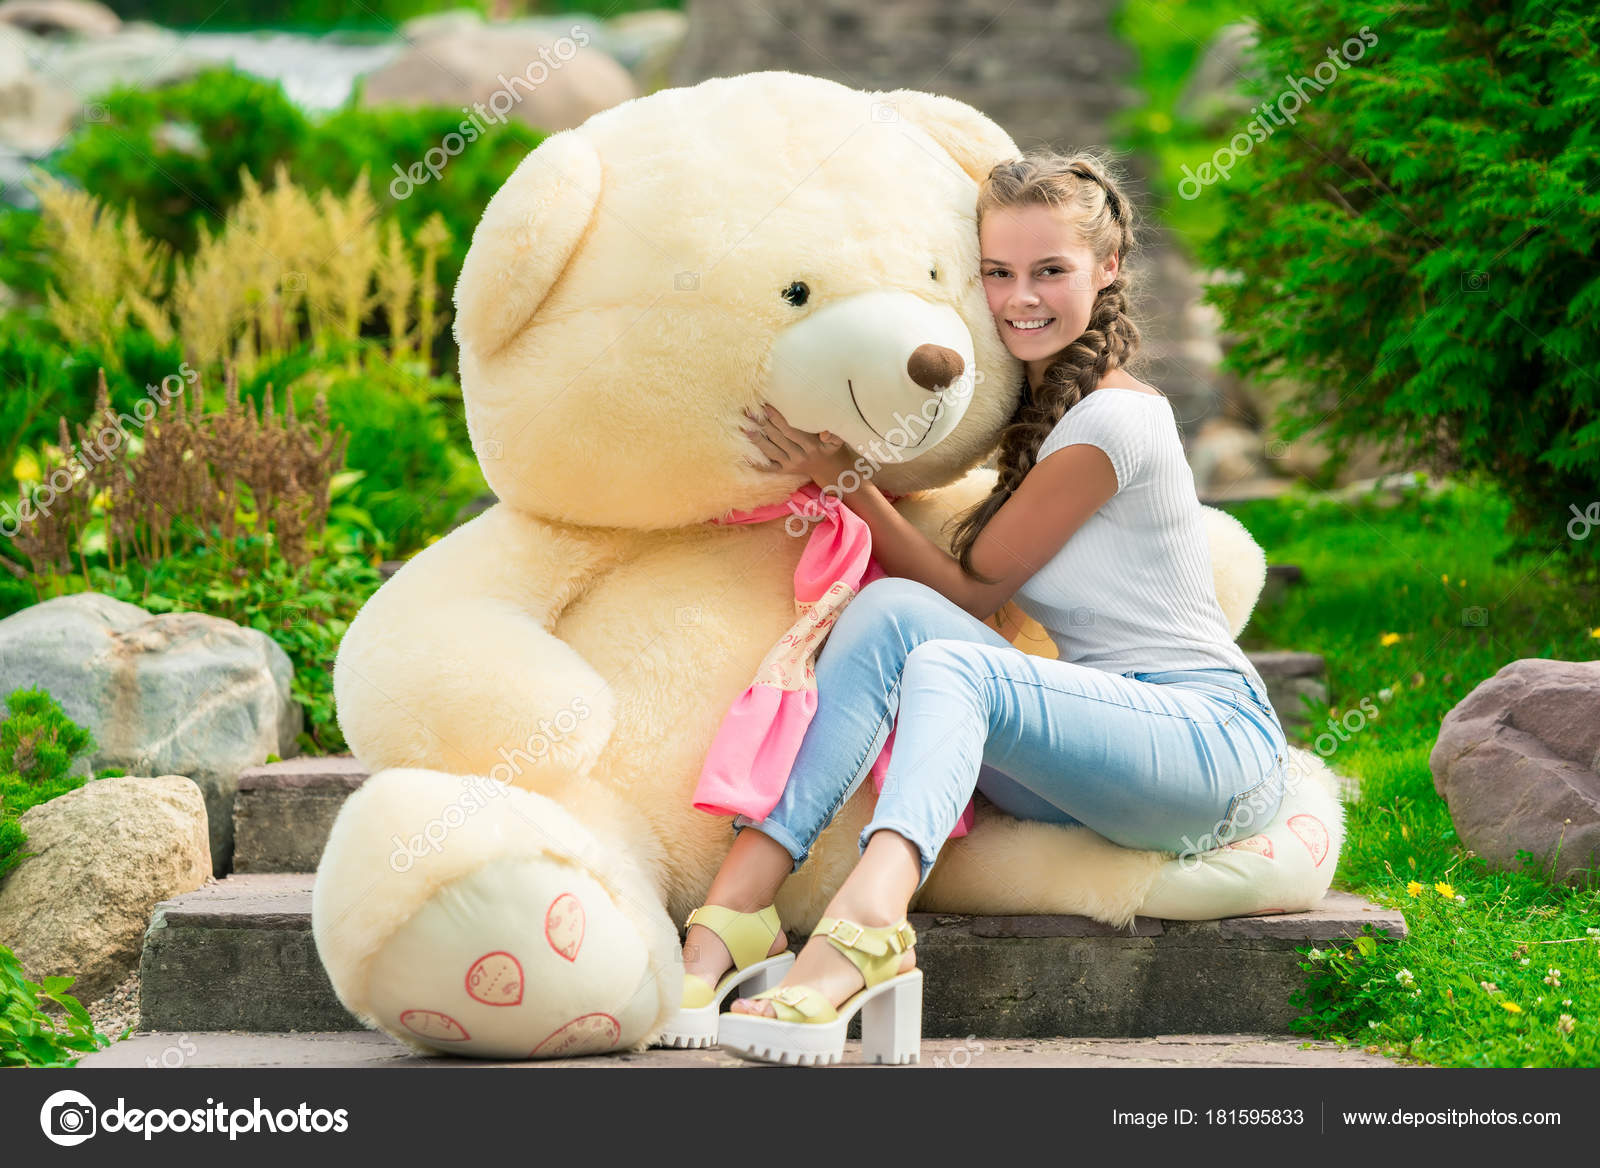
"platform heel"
860,967,922,1065
652,903,793,1049
717,916,920,1066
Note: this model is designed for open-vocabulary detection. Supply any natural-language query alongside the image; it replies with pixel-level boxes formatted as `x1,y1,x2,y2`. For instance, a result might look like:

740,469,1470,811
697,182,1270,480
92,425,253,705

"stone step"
77,1030,1402,1068
1248,648,1330,734
231,755,369,873
139,874,1406,1038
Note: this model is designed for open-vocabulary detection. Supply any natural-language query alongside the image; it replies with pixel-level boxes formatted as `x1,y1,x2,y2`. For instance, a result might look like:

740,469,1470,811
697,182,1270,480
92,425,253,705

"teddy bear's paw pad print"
362,849,663,1059
1224,833,1274,859
400,1009,470,1042
466,951,525,1005
530,1012,622,1058
1288,814,1329,866
544,892,586,962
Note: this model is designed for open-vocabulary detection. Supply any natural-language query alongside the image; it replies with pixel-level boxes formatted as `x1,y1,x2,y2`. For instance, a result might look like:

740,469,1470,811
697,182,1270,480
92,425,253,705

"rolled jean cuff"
858,820,937,891
731,814,807,874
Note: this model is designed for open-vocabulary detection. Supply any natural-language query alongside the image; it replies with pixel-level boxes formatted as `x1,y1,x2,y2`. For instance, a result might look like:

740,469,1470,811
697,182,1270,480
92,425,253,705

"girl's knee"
903,638,983,683
854,575,937,612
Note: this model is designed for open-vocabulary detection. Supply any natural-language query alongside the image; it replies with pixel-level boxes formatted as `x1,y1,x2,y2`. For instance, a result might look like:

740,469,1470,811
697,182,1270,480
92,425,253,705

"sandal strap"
811,916,916,988
747,982,837,1023
684,903,783,971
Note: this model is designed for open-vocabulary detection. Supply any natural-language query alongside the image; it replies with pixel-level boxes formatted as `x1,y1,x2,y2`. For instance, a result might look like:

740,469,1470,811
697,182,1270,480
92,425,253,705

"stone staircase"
132,632,1396,1050
138,871,1403,1040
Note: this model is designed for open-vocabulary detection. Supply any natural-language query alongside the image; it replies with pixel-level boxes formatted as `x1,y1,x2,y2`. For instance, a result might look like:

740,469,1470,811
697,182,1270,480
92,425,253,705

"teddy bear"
312,70,1345,1060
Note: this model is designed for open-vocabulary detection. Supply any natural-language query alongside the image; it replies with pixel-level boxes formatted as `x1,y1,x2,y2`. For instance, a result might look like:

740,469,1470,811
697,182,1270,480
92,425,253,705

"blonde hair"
946,148,1146,585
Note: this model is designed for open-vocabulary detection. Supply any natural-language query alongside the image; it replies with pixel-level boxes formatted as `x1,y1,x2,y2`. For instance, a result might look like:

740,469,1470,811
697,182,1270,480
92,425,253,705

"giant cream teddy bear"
313,71,1345,1060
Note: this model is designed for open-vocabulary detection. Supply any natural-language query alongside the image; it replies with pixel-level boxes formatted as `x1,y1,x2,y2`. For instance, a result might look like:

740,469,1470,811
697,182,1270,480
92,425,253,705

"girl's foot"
682,914,788,989
729,917,915,1017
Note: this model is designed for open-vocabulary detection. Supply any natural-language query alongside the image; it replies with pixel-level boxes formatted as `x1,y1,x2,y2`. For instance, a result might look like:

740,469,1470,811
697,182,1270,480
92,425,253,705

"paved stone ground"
81,1031,1418,1069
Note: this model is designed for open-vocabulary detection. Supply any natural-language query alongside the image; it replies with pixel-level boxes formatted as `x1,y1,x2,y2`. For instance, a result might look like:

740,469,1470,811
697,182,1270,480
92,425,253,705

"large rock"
0,592,302,875
0,0,119,39
1430,658,1600,886
27,23,208,101
0,776,209,1006
359,25,636,135
0,22,78,154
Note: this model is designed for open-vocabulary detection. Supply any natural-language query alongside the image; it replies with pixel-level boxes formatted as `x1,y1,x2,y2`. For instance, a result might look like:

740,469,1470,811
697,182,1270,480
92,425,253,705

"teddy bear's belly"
552,525,815,905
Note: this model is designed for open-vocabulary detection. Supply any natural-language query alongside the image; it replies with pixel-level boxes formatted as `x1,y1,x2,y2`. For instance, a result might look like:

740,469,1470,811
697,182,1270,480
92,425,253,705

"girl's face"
980,204,1118,373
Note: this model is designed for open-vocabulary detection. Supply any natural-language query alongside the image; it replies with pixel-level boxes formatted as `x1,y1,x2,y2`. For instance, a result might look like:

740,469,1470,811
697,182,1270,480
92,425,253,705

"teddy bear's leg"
312,767,682,1059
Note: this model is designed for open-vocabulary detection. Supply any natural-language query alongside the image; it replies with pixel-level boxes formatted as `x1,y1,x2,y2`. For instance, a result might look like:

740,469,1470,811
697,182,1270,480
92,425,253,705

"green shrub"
1197,0,1600,568
291,362,485,557
17,66,545,375
0,941,117,1067
0,687,96,882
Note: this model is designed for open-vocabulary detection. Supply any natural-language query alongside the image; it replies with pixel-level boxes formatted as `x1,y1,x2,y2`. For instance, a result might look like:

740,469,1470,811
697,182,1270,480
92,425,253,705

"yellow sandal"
653,903,794,1049
717,916,921,1066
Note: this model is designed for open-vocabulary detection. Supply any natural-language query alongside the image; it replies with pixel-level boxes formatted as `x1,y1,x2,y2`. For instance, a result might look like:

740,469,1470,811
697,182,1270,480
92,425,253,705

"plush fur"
312,71,1343,1060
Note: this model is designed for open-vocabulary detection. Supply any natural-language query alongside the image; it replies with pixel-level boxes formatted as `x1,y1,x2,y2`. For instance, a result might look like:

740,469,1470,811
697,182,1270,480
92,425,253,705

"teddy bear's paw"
1135,748,1347,921
359,852,668,1059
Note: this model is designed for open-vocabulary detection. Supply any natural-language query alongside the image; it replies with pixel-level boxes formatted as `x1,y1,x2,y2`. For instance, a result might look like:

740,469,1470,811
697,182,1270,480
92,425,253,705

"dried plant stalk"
6,365,349,591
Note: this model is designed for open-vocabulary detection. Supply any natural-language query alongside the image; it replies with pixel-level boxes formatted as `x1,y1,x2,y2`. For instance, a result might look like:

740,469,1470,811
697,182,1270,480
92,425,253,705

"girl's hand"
742,402,853,486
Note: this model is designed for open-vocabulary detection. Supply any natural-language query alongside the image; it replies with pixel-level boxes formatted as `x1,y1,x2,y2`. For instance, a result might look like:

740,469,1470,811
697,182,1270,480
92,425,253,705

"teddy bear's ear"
452,130,603,359
870,88,1020,186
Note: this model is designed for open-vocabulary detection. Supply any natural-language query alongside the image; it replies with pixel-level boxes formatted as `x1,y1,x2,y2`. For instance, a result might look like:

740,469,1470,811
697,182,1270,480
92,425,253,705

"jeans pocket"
1217,773,1277,845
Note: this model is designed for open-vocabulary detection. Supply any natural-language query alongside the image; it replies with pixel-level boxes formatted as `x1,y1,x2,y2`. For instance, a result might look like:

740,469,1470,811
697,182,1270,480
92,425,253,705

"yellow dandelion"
1501,1001,1522,1014
1441,573,1449,585
1434,881,1455,899
1406,880,1423,897
1380,632,1402,646
1590,627,1600,639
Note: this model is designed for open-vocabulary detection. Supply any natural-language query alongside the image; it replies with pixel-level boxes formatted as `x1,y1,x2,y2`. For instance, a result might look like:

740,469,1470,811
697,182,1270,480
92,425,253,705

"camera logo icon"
40,1089,97,1146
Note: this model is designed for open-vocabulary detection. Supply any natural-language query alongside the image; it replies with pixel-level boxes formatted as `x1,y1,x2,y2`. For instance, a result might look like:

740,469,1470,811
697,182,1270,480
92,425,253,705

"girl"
663,149,1289,1066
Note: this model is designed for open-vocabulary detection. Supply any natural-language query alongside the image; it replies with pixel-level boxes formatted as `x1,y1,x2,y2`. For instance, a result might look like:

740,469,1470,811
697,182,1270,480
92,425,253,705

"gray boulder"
1430,658,1600,886
0,592,302,875
0,776,209,1006
359,25,636,135
0,0,119,39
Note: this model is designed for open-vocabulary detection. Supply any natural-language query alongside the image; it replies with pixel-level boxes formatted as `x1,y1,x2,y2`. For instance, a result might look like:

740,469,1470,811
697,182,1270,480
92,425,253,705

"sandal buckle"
825,919,865,948
895,922,915,951
770,985,809,1006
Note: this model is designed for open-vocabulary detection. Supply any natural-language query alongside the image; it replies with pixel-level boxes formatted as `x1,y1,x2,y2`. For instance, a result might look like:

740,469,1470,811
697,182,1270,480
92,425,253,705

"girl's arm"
744,404,1118,622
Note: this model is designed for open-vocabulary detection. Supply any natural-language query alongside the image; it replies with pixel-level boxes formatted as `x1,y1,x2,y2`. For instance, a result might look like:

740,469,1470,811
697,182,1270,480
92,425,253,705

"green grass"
1224,474,1600,1066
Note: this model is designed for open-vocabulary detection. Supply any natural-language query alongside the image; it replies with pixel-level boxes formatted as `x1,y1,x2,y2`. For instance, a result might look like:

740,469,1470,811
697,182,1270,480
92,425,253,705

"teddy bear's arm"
332,504,632,791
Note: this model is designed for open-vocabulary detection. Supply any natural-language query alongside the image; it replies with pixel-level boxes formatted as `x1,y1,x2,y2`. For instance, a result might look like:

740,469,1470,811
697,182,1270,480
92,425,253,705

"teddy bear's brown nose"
906,344,964,391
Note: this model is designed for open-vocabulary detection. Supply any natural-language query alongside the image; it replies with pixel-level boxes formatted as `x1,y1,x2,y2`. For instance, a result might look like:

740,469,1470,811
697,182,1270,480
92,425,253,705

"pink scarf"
692,482,976,839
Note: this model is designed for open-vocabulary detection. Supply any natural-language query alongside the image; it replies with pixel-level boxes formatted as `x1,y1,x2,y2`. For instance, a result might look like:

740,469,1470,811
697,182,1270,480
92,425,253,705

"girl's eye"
1040,266,1064,276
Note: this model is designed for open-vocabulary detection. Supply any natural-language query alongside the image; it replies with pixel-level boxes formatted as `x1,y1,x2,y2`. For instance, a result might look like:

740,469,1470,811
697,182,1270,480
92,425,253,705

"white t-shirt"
1009,387,1273,698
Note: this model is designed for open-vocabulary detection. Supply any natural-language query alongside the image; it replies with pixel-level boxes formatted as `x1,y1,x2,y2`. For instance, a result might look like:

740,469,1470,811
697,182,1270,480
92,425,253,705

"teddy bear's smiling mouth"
847,378,934,452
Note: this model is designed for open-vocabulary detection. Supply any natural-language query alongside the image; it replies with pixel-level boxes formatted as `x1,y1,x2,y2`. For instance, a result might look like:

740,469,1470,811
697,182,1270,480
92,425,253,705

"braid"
946,149,1145,587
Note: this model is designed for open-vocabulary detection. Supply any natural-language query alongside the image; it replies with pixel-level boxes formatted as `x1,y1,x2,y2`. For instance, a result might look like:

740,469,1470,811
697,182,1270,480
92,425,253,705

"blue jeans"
732,576,1290,891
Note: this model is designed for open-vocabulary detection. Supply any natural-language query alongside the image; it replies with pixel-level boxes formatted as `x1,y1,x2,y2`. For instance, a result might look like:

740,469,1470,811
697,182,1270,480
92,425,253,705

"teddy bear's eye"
930,266,938,280
781,281,810,307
